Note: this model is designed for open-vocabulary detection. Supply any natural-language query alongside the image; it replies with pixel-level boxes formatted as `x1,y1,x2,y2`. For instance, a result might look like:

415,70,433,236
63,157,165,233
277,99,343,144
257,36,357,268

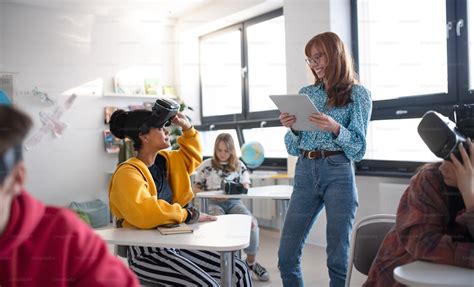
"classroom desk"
95,214,251,287
393,261,474,287
195,185,293,229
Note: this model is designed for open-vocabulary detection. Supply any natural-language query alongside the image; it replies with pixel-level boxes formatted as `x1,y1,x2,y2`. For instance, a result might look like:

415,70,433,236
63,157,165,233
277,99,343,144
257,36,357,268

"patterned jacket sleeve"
284,130,301,156
396,167,474,268
333,86,372,161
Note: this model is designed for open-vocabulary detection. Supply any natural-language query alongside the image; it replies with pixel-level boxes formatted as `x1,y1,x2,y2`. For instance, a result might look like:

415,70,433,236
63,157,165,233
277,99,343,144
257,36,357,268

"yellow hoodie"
108,128,202,229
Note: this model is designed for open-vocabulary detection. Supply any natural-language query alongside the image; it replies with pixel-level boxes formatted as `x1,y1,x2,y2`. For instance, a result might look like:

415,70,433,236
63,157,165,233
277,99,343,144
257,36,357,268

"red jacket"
0,191,139,287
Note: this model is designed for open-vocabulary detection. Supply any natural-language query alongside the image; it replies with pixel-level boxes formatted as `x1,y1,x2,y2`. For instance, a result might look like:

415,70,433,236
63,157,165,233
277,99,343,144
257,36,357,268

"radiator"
248,177,277,221
378,183,407,214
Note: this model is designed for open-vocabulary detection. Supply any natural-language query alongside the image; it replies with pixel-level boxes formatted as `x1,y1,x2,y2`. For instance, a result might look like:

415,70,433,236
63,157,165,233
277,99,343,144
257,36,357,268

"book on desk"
157,223,193,235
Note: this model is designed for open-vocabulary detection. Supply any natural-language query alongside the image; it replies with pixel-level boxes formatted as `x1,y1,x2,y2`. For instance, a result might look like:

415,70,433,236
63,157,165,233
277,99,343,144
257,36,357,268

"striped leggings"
128,246,253,286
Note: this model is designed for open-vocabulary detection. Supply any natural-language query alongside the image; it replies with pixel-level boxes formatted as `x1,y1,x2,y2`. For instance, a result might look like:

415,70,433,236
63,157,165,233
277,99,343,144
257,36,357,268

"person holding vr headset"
364,105,474,286
108,98,253,286
0,105,139,286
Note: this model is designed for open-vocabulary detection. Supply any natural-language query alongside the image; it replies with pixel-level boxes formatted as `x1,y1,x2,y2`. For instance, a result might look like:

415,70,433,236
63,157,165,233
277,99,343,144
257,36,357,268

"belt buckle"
307,151,317,159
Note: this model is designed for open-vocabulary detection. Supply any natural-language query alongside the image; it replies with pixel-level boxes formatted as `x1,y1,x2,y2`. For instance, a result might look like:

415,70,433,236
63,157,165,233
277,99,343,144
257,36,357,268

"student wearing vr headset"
108,98,253,286
0,106,139,286
364,106,474,286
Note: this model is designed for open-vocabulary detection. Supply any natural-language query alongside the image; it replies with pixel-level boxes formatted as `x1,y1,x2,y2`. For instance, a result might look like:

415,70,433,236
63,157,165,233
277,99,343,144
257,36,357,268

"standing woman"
278,32,372,287
108,99,253,286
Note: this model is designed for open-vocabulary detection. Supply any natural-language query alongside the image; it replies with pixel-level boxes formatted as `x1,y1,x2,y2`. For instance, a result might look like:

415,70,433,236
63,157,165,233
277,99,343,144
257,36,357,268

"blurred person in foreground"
0,105,139,287
364,108,474,286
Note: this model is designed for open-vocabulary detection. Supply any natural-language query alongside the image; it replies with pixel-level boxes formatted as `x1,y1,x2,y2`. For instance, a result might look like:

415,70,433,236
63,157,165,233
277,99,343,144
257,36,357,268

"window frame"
199,8,283,125
350,0,473,177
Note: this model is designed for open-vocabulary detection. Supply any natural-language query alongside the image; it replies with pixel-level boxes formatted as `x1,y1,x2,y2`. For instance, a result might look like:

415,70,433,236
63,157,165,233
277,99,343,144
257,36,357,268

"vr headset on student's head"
418,104,474,163
139,98,180,133
0,144,22,185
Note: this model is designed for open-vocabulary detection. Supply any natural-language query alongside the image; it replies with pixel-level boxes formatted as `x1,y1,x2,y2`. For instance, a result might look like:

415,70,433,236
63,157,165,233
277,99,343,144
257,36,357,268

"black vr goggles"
139,98,180,133
418,104,474,162
0,144,22,185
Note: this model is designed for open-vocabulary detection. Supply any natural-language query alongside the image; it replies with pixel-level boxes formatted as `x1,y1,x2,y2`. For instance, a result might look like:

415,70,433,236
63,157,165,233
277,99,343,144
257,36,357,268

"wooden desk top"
195,185,293,200
95,214,251,251
394,261,474,287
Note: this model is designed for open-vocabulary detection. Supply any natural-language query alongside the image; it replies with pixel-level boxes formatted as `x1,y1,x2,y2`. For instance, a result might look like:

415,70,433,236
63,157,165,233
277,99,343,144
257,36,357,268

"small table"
95,214,251,287
195,185,293,229
393,261,474,287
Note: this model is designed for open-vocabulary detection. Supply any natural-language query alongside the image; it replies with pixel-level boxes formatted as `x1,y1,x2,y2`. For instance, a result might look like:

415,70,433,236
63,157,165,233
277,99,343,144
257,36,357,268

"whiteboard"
270,94,321,131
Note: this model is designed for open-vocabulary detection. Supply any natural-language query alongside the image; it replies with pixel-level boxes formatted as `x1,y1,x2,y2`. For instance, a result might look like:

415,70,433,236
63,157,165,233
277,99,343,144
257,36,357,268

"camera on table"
221,179,248,195
418,104,474,163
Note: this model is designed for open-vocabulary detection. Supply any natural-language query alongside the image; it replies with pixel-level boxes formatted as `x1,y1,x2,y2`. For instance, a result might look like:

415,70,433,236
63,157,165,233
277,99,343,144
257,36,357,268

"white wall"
3,3,176,205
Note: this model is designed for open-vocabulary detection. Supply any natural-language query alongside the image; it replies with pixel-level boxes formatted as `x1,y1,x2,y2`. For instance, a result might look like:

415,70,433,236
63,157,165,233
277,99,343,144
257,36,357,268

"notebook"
157,223,194,235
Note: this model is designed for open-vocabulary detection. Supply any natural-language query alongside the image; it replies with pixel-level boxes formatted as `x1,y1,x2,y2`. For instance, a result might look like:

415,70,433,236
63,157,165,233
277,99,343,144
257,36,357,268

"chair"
345,214,396,287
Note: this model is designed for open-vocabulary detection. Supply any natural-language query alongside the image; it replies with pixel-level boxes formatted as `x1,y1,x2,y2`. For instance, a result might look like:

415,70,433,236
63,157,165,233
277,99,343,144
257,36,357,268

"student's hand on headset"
171,112,192,131
450,140,474,209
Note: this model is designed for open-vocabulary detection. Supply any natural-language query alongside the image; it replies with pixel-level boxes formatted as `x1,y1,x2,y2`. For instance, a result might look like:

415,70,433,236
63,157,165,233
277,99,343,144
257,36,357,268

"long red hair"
305,32,358,107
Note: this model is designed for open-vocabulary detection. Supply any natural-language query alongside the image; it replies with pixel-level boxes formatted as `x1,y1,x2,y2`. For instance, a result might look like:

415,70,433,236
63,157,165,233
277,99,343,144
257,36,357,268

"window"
352,0,474,175
357,0,447,102
200,27,242,117
364,118,438,163
247,15,287,113
199,9,285,123
199,129,241,158
241,126,288,158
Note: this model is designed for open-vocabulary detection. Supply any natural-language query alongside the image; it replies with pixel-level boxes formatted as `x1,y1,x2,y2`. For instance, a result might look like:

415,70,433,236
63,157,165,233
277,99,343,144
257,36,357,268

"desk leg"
200,198,209,213
220,251,235,287
277,199,290,231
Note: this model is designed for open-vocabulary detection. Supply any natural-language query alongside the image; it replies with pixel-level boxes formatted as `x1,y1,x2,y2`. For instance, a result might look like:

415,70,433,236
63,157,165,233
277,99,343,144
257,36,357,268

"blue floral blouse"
284,83,372,162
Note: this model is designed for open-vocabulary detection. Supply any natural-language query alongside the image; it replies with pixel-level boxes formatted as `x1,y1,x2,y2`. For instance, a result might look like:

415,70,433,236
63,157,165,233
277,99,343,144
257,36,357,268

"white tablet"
270,94,321,131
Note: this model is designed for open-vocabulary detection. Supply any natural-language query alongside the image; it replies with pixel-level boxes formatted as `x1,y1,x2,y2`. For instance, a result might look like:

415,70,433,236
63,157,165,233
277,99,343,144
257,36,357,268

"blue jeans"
208,199,259,256
278,154,358,287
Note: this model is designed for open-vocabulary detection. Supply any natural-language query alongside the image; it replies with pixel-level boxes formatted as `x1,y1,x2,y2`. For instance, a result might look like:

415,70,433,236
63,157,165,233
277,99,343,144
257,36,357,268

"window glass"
364,118,439,162
242,126,288,158
247,15,287,112
357,0,447,100
200,30,242,117
199,129,241,158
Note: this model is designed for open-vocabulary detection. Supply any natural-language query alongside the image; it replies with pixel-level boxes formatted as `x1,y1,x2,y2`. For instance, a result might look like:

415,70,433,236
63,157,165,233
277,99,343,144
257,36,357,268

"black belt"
300,150,343,159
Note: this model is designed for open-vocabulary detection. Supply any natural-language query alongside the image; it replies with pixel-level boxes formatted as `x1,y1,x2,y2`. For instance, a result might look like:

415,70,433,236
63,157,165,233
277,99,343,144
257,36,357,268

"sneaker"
247,261,269,281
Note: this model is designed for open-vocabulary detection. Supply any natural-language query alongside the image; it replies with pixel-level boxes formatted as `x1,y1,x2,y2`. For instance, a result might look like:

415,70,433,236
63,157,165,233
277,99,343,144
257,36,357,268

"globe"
0,90,11,105
241,141,265,169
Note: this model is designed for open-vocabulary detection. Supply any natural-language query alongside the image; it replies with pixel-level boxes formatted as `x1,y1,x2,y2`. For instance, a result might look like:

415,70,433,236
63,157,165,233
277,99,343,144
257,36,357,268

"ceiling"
0,0,212,18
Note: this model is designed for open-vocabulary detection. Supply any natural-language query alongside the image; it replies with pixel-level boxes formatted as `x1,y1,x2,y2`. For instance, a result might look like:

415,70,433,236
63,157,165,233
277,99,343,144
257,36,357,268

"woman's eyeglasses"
305,53,324,65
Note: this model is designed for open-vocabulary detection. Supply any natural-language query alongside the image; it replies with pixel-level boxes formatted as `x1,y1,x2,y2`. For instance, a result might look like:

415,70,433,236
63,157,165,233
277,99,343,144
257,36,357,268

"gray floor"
252,228,366,287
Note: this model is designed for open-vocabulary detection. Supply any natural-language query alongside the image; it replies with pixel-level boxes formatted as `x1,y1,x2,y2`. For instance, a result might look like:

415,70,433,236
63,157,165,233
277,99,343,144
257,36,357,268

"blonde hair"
212,133,239,172
305,32,358,107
